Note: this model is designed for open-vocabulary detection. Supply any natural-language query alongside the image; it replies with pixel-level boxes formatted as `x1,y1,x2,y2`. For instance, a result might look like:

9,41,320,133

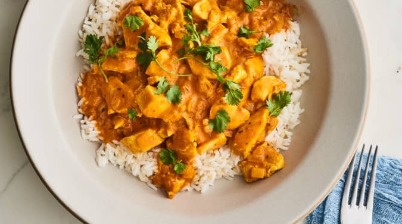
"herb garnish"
244,0,260,12
266,91,292,116
222,80,243,105
84,34,103,64
254,36,273,53
137,34,189,76
159,149,187,174
179,10,243,105
166,85,182,104
154,77,182,104
238,26,257,38
191,44,222,62
124,15,144,31
182,8,202,47
209,109,231,133
128,108,137,121
154,76,169,94
84,34,120,82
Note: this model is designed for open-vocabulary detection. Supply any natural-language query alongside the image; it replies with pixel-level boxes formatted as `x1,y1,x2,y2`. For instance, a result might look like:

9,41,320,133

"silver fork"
341,145,379,224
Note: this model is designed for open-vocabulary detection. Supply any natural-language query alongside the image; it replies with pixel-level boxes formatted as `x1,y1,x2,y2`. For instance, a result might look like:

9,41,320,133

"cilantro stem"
174,55,207,66
97,61,109,82
154,59,191,77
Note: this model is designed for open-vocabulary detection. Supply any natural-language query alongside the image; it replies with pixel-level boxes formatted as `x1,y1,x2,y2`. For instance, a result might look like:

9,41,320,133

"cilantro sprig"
254,36,273,53
159,149,187,174
244,0,260,12
209,109,231,133
124,15,144,31
154,77,182,104
179,10,244,105
84,34,120,82
238,26,257,38
182,8,202,47
266,91,292,116
137,34,190,76
191,45,222,62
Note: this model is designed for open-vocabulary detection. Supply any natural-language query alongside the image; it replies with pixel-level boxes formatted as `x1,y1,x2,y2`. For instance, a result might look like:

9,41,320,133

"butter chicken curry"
78,0,294,198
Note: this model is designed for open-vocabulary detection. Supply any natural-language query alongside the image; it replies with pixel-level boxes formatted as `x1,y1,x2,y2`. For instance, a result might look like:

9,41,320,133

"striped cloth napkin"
306,154,402,224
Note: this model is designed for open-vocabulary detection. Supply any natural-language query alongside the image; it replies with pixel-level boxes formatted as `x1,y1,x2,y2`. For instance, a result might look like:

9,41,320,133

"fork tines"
342,144,379,208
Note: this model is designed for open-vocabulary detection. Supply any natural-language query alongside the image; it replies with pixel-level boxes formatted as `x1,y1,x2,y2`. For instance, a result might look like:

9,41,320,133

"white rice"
76,0,310,193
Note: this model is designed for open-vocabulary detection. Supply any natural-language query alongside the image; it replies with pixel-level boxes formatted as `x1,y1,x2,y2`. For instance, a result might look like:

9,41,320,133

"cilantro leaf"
138,33,149,52
124,15,144,31
136,33,156,69
136,52,153,68
184,8,193,22
238,26,257,38
166,85,182,104
244,0,260,12
99,45,120,63
200,29,210,37
223,80,243,105
147,36,159,56
84,34,104,64
160,149,176,165
128,108,137,121
154,77,169,94
209,61,228,77
159,149,187,175
209,109,231,133
266,91,292,116
254,36,273,53
173,162,186,174
191,45,222,62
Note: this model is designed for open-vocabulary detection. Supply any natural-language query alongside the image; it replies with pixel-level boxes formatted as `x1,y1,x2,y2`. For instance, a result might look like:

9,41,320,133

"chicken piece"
154,0,185,31
192,0,215,20
237,37,259,52
230,107,270,158
226,56,265,87
196,76,215,98
251,76,286,102
145,49,179,82
209,100,250,130
197,133,227,154
121,128,164,153
216,46,233,71
267,116,279,132
120,6,172,49
206,8,223,30
156,122,176,139
226,63,248,84
187,58,217,80
244,56,265,82
153,161,195,199
103,76,135,114
239,142,285,182
101,50,138,73
166,127,197,162
136,85,181,122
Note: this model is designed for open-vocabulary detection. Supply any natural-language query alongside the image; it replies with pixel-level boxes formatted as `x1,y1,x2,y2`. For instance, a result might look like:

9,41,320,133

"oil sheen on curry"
78,0,294,198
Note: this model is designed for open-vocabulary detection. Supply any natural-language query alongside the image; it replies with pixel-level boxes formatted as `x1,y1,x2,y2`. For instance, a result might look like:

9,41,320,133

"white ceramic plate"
11,0,368,223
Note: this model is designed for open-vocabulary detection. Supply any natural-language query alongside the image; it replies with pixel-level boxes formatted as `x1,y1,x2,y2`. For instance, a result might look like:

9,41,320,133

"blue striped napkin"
306,153,402,224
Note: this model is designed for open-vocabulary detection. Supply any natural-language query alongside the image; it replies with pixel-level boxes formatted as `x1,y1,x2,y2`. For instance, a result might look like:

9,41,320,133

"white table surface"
0,0,401,223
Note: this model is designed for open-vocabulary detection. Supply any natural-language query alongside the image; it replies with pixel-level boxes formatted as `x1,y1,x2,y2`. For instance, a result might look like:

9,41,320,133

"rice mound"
75,0,310,193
